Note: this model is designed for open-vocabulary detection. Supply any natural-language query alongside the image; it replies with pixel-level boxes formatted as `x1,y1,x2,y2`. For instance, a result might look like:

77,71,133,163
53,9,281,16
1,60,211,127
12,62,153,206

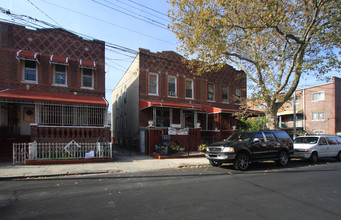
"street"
1,159,341,220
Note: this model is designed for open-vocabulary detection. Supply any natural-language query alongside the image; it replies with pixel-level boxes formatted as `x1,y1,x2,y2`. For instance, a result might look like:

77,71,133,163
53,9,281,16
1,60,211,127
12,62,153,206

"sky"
0,0,339,112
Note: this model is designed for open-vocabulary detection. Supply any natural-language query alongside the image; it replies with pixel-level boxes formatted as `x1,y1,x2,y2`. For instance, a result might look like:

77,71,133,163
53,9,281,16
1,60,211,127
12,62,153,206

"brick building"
0,21,109,161
111,48,247,155
250,77,341,136
277,77,341,136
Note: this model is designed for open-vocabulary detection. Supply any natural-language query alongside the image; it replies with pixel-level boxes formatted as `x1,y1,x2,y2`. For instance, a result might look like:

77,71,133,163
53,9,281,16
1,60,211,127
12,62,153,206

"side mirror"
253,138,261,143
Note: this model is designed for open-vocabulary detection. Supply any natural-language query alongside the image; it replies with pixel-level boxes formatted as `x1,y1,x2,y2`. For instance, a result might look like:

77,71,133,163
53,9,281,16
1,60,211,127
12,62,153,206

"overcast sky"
1,0,338,111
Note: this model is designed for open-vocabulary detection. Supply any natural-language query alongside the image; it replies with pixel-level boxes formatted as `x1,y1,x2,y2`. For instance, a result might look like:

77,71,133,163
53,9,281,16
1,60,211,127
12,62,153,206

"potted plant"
198,144,207,152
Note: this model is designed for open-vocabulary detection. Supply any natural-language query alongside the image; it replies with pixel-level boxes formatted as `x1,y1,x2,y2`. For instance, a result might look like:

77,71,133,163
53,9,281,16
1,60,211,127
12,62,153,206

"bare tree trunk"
265,111,278,130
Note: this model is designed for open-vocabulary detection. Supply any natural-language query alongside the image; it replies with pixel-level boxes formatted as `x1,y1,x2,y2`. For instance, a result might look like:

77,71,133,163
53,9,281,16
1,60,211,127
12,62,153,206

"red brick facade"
0,22,105,96
0,21,109,161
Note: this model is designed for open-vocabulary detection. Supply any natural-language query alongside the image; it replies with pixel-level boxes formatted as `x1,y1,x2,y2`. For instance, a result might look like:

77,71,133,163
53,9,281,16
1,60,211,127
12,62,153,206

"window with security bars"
37,104,106,126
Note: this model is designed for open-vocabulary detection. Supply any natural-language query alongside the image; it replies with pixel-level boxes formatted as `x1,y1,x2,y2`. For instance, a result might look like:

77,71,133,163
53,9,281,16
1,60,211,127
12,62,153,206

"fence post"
29,141,37,160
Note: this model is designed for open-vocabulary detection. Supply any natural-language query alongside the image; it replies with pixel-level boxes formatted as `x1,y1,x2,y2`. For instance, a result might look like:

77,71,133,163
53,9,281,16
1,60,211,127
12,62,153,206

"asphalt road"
1,159,341,220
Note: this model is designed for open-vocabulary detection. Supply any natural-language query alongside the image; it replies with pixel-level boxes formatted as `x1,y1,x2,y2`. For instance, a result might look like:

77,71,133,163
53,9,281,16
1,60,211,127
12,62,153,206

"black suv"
205,131,294,171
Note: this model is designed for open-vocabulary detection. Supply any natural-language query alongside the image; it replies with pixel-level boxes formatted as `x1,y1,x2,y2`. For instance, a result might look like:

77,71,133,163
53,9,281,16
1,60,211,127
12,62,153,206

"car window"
326,137,337,145
319,137,327,145
334,137,341,144
294,137,318,144
264,132,276,142
228,133,251,142
253,132,265,142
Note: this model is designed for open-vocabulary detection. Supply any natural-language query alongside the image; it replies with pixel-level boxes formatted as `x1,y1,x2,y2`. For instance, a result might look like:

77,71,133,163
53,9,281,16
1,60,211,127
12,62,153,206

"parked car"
293,135,341,163
205,130,294,171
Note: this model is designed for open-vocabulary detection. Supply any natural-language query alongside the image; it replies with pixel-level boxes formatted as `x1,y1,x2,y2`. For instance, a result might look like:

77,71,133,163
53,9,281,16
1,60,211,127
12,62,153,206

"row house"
0,22,109,161
111,48,247,154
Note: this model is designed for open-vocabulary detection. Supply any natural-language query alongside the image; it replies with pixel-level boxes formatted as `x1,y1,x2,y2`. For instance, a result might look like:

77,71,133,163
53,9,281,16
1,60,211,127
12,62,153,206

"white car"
293,135,341,163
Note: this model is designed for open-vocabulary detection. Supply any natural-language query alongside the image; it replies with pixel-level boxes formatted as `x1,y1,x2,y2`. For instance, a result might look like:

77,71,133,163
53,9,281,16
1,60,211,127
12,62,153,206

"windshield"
227,133,252,142
294,137,318,144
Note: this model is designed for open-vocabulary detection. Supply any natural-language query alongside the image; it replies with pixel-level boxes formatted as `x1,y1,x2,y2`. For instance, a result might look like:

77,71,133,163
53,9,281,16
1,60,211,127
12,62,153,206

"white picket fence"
13,141,112,165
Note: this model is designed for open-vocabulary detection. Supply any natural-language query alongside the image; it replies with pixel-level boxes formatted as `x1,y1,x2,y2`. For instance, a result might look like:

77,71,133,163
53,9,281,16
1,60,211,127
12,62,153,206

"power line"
38,0,175,45
115,0,170,23
127,0,169,18
101,0,167,27
26,0,61,27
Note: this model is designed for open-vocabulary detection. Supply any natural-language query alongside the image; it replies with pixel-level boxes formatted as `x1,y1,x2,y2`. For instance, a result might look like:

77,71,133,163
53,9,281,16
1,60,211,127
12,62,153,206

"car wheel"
277,151,289,166
336,151,341,161
233,153,249,171
310,152,318,163
209,160,222,167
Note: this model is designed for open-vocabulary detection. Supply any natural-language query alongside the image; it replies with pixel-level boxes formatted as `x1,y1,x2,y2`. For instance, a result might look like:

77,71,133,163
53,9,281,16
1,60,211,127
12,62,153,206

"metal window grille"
37,103,106,126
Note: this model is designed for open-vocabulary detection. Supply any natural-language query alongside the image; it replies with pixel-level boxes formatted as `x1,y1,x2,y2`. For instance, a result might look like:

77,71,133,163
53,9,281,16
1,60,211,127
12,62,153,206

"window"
235,87,241,104
208,83,215,101
253,132,265,142
312,91,324,102
116,94,119,109
54,64,67,85
156,108,170,127
258,102,266,109
319,137,327,145
168,76,177,97
124,85,127,103
23,60,37,82
185,79,193,99
149,73,158,95
222,85,229,103
264,132,276,142
326,137,337,145
312,112,324,121
82,68,93,88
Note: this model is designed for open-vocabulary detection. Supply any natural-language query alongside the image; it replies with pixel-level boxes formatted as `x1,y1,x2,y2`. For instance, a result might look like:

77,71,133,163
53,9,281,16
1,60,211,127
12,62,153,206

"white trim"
148,72,159,96
167,75,177,97
185,78,194,99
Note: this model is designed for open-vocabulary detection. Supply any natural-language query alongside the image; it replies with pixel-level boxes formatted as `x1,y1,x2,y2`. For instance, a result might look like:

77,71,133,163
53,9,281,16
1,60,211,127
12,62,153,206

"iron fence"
13,141,112,165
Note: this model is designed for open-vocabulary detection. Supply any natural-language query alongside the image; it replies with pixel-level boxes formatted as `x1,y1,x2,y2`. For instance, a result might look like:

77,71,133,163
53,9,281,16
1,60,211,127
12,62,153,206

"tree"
168,0,341,129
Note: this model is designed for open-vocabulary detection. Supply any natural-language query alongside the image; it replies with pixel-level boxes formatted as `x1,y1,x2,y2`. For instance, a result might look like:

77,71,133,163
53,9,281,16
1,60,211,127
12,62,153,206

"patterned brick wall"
138,48,246,109
0,21,105,97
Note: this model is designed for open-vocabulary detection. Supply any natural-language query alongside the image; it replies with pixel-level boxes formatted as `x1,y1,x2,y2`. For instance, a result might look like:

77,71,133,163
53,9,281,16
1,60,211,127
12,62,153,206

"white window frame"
185,79,194,99
148,73,159,96
208,82,215,102
222,84,229,103
81,68,94,89
168,76,177,97
53,64,67,86
312,91,325,102
22,60,38,83
312,112,324,121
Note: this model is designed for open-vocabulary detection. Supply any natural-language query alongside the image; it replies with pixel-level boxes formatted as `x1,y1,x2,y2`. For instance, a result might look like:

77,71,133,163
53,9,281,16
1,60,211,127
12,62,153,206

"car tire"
233,153,249,171
336,151,341,161
310,152,318,163
277,151,289,166
209,160,222,167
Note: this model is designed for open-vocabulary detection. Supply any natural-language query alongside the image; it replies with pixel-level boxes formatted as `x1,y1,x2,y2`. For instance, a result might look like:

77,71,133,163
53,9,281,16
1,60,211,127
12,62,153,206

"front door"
20,105,35,135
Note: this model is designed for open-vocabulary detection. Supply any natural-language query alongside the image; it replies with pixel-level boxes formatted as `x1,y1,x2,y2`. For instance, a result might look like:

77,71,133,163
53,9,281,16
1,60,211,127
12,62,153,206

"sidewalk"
0,154,209,179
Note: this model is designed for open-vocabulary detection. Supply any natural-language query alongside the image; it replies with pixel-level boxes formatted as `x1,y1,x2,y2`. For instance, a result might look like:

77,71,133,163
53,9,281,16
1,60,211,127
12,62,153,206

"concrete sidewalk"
0,155,209,179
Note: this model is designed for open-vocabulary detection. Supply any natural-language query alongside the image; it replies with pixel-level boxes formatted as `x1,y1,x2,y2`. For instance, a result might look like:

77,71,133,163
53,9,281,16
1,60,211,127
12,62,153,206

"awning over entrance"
50,55,69,65
201,105,240,114
79,59,96,69
0,89,108,106
16,50,39,61
139,100,202,110
277,109,303,116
